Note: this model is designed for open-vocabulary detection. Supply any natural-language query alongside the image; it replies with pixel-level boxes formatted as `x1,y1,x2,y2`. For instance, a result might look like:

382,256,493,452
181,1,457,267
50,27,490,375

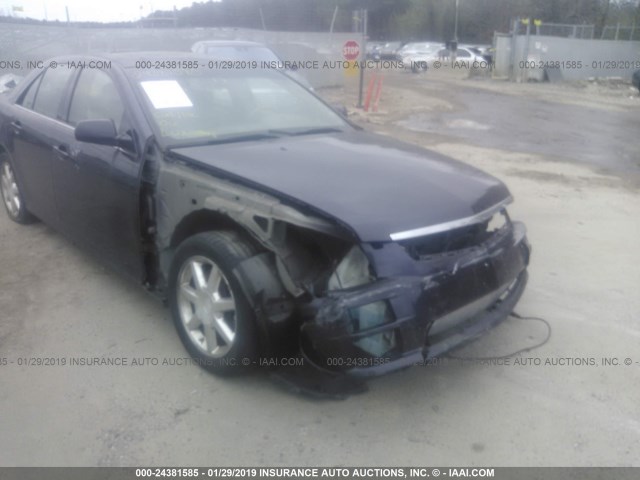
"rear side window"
18,74,43,110
68,69,125,131
31,67,74,119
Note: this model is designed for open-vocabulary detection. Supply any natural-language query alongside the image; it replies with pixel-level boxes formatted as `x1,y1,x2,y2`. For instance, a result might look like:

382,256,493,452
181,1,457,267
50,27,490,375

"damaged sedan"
0,53,530,377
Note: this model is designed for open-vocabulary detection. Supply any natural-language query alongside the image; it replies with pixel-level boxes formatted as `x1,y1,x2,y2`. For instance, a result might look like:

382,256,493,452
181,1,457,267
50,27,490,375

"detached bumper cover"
301,221,531,377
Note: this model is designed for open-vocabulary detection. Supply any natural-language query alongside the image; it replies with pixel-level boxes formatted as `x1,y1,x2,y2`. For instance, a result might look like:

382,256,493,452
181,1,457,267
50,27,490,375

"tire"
169,231,260,375
411,61,428,74
0,155,36,224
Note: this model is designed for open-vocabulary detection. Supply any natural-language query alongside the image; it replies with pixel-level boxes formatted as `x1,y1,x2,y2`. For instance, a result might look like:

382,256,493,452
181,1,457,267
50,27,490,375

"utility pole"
452,0,460,64
329,5,339,52
259,8,266,30
453,0,459,42
357,8,367,109
329,5,339,36
523,18,531,82
509,18,519,81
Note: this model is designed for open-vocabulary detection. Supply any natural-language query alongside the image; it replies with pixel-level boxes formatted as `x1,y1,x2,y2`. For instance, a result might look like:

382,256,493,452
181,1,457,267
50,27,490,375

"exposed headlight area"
327,246,397,357
328,246,373,290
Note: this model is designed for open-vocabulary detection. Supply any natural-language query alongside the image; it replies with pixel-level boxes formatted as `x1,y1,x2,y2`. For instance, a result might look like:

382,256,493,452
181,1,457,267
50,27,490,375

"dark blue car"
0,53,530,380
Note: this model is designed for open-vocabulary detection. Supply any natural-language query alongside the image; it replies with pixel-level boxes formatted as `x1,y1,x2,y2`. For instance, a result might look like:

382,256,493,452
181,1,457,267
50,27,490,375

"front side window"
68,69,125,131
31,67,74,119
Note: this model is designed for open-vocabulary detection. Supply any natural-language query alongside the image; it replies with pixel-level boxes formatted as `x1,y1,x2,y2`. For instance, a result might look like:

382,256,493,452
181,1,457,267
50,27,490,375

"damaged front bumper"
300,221,531,377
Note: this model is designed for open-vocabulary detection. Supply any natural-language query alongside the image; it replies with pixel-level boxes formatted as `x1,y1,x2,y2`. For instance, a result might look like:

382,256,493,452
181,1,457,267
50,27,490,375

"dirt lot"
1,67,639,467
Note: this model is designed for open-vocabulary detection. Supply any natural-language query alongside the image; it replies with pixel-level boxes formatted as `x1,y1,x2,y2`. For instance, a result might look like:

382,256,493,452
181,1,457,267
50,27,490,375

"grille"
400,210,510,260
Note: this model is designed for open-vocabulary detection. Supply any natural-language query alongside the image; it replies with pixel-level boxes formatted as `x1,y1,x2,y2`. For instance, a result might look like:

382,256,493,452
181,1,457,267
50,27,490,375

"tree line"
1,1,638,43
151,0,639,42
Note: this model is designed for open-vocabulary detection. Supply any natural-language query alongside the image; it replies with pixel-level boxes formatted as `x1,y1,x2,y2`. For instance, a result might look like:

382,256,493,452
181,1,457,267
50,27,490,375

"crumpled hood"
170,130,511,242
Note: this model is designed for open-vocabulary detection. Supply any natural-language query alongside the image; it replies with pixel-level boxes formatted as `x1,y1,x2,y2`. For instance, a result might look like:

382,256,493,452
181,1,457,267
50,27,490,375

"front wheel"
0,156,35,224
168,231,260,375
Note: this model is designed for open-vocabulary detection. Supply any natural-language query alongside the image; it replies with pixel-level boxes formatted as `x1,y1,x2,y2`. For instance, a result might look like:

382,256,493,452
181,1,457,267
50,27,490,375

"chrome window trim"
14,104,74,130
389,197,513,241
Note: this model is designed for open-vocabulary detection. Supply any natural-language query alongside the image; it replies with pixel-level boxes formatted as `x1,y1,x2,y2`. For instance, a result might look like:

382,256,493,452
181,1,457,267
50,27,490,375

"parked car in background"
378,41,402,59
366,41,385,60
406,47,488,71
191,40,313,90
464,45,491,56
454,47,490,65
0,74,22,94
0,53,530,379
396,42,440,61
464,45,494,66
396,43,442,72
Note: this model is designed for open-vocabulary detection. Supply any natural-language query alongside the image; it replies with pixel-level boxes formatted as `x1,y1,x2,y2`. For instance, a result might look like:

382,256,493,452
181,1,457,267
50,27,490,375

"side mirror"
75,119,118,146
75,119,136,152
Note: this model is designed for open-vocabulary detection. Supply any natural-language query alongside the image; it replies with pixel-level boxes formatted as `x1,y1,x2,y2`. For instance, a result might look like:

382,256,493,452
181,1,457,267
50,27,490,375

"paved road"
397,78,640,175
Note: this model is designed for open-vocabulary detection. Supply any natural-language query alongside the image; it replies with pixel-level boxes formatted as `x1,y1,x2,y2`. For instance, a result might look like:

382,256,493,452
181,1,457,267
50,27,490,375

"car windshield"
131,68,348,147
203,45,280,63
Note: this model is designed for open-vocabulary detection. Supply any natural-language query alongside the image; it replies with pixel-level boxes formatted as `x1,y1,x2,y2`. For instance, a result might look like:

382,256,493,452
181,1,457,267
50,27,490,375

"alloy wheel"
1,161,21,218
176,255,238,358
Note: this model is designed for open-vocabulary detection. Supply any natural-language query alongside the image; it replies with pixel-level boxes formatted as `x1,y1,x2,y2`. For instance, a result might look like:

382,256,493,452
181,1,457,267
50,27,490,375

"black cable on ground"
444,311,552,361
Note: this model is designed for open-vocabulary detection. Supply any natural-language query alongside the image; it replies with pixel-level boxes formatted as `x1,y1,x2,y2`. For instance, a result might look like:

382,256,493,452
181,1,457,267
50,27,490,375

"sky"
0,1,213,23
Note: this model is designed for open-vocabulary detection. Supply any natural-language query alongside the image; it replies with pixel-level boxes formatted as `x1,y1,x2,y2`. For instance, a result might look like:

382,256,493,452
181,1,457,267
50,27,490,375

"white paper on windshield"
141,80,193,109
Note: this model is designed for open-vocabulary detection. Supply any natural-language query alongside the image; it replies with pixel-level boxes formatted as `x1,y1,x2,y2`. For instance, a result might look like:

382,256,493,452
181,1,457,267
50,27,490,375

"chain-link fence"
601,25,640,41
514,21,595,39
535,23,594,39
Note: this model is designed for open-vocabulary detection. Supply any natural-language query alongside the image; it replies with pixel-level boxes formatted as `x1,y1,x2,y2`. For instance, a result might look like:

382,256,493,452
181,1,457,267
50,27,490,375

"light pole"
453,0,459,43
452,0,459,63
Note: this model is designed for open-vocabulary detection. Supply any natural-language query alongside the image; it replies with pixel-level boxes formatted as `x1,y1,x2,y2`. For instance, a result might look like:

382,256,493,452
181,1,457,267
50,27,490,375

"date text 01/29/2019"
134,467,497,478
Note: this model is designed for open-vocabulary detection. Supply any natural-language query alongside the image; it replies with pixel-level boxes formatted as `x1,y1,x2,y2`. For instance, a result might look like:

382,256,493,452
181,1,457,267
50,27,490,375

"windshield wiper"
204,132,285,145
167,128,345,150
267,127,344,137
295,127,345,136
168,132,283,149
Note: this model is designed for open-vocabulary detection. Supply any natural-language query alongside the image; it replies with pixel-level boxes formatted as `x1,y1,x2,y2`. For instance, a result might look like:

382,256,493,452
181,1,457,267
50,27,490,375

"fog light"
328,247,396,357
349,301,396,357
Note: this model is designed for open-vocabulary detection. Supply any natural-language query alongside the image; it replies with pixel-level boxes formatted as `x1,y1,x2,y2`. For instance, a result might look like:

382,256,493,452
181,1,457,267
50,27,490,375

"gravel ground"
1,67,639,467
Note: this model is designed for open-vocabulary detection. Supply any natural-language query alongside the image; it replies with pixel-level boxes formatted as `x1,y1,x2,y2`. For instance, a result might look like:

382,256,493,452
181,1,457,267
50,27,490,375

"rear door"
9,67,75,226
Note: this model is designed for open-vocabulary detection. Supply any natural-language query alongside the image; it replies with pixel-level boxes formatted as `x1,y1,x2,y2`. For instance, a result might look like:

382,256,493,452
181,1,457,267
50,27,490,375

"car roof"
192,40,266,47
28,52,211,81
403,42,436,47
44,52,210,66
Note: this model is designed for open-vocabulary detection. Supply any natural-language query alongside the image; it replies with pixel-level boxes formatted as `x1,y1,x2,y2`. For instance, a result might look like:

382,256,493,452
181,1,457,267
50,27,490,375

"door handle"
53,145,70,158
10,120,22,134
53,144,79,169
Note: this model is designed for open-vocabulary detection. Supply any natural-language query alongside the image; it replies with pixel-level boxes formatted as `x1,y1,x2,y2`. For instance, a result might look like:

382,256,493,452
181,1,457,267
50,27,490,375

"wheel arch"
166,217,297,358
155,208,265,293
170,208,261,251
